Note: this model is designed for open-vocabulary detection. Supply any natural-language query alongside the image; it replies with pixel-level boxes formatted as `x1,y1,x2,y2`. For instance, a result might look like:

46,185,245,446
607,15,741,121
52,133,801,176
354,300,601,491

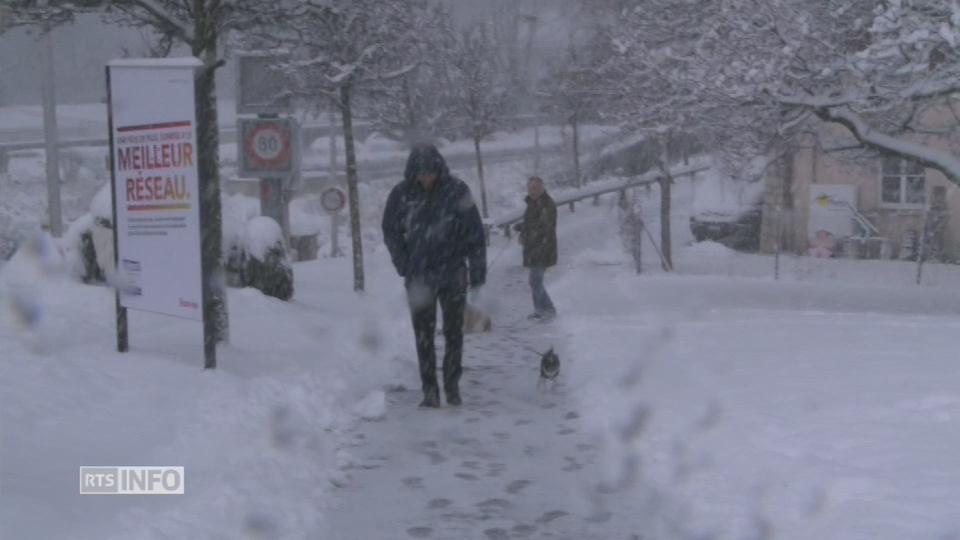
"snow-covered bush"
243,217,294,301
62,215,103,284
60,183,113,284
222,194,260,287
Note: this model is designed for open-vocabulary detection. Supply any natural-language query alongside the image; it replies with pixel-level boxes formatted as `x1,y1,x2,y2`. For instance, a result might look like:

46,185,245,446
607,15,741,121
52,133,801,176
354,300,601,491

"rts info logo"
80,466,185,495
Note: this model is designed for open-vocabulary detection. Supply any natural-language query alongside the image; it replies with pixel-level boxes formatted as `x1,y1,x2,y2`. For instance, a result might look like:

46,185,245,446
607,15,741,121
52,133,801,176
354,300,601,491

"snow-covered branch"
128,0,194,44
818,106,960,185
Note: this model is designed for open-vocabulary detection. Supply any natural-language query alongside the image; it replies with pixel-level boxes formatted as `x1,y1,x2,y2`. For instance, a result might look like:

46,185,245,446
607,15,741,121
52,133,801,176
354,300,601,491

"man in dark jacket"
517,176,557,320
382,144,487,408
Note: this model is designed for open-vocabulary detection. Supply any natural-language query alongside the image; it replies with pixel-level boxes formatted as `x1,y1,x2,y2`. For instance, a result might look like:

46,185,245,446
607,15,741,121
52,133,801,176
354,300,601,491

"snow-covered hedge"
242,217,294,301
58,189,295,300
61,183,113,284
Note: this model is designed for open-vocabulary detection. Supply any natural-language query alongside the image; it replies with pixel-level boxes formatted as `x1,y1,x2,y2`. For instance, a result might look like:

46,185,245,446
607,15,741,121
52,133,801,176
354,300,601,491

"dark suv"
689,203,763,252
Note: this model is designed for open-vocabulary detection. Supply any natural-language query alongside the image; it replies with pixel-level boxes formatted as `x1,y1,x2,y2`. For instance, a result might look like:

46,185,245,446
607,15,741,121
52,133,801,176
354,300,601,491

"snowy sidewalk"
321,212,617,540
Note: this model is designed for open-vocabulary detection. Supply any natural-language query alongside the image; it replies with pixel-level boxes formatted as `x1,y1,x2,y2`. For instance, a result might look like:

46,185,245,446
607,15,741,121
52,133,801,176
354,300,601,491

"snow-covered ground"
4,147,960,540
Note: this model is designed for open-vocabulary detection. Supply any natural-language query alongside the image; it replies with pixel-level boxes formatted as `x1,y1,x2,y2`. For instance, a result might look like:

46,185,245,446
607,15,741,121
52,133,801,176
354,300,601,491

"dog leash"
486,233,514,272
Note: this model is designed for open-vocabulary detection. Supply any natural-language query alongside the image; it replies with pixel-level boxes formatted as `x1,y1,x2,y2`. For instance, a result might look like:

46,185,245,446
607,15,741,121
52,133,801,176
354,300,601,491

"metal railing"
490,160,710,233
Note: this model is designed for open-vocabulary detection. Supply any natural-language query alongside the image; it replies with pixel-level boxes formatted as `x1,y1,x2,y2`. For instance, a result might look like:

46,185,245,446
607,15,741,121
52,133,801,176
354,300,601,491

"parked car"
690,205,762,251
689,171,765,252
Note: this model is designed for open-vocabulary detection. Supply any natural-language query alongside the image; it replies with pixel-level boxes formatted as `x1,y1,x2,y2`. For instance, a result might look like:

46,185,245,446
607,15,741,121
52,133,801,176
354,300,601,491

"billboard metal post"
105,66,128,353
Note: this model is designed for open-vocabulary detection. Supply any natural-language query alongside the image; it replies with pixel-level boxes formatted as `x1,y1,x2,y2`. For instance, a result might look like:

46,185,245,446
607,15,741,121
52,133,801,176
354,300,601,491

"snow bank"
549,206,960,539
1,245,417,538
685,240,738,257
0,231,68,349
289,195,327,237
352,390,387,421
245,216,284,260
60,214,96,280
89,182,113,222
222,193,260,254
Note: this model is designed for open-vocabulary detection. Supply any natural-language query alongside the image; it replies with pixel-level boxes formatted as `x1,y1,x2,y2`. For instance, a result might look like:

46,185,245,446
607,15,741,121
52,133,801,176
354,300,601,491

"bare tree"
540,30,610,188
363,2,453,146
253,0,427,292
447,22,511,219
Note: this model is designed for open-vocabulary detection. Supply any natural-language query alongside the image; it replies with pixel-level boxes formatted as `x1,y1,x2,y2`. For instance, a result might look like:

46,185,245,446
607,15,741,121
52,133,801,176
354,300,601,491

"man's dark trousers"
408,282,467,400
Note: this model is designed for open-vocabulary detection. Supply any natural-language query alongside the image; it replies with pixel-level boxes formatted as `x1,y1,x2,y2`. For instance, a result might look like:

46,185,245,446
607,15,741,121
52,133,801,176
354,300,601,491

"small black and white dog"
537,347,560,390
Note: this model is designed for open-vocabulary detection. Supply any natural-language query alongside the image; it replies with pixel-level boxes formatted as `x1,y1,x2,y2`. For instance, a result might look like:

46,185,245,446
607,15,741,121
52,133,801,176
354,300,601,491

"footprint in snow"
512,524,537,537
402,477,424,489
423,450,447,465
562,457,583,472
483,528,509,540
536,510,569,524
475,498,513,513
406,526,433,538
505,479,532,494
428,498,452,509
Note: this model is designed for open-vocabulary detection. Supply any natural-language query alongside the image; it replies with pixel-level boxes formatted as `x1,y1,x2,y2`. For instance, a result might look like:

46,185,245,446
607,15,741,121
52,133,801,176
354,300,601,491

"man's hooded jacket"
382,145,487,289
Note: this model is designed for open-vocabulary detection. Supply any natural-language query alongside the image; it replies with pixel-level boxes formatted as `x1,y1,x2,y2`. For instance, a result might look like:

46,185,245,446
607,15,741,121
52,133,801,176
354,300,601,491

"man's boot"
445,385,461,406
419,386,440,408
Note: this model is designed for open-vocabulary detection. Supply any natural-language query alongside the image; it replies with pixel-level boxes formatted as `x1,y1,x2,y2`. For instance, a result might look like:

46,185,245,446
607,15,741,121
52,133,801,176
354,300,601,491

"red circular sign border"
244,122,292,171
320,187,347,213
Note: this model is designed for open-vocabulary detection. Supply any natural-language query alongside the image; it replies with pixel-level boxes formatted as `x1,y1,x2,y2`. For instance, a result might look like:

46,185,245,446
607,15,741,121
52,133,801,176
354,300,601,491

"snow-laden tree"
589,0,768,164
540,25,612,188
599,0,960,187
446,22,512,219
1,0,128,31
251,0,428,292
362,2,454,145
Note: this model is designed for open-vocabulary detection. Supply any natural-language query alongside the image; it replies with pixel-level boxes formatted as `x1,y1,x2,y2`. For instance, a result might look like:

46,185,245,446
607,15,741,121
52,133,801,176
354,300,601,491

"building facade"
760,127,960,262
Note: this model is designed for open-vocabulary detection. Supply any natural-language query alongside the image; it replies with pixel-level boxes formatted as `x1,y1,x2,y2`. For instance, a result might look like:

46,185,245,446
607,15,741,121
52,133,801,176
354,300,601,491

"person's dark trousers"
528,266,556,315
408,281,467,403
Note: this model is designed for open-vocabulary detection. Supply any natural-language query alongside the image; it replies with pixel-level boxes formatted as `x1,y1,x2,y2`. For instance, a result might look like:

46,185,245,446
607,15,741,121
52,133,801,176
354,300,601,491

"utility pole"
41,25,62,237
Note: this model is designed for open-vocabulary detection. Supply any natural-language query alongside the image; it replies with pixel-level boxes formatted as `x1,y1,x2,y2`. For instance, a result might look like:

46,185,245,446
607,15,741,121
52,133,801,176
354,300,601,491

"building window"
881,156,926,208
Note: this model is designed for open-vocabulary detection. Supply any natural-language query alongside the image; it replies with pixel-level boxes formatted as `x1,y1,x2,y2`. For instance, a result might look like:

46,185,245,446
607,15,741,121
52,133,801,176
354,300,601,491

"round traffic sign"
243,121,292,171
320,187,347,213
252,128,284,160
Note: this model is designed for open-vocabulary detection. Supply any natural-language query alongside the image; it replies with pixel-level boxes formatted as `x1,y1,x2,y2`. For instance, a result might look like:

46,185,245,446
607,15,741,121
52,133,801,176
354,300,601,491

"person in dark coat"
382,144,487,408
516,176,557,320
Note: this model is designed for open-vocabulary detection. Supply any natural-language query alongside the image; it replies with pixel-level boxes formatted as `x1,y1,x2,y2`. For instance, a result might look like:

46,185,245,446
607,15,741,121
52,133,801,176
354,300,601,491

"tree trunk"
473,134,489,219
340,83,365,292
533,123,541,175
659,175,673,271
41,26,62,237
571,116,581,188
328,102,342,258
193,0,229,362
328,102,339,182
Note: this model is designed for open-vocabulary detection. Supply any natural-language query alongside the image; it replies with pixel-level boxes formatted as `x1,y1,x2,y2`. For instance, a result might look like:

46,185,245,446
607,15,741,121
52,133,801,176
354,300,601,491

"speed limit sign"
320,187,347,213
238,118,300,178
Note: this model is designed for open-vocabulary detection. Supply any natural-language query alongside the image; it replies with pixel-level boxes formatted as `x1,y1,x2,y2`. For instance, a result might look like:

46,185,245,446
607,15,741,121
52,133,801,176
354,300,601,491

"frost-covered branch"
126,0,194,44
817,106,960,185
